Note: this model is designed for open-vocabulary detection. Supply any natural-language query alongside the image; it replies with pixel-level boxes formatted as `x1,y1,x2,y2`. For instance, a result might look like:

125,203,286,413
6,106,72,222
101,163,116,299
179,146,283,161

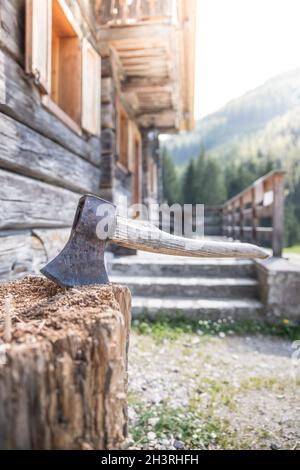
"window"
26,0,101,135
51,0,81,125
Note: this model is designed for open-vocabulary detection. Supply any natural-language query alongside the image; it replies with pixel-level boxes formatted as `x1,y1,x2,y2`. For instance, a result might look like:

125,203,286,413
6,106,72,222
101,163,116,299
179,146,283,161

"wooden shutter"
82,39,101,136
26,0,52,94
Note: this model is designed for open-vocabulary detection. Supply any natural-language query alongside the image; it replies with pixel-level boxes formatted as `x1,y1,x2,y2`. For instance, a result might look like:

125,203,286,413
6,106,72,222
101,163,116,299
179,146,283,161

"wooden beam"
137,109,178,129
98,24,170,56
0,112,101,194
0,170,80,230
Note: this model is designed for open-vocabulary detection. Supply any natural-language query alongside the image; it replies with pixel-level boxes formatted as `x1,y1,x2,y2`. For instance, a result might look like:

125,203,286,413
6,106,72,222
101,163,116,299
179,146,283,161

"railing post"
251,186,258,244
231,203,235,239
272,173,285,257
239,196,244,241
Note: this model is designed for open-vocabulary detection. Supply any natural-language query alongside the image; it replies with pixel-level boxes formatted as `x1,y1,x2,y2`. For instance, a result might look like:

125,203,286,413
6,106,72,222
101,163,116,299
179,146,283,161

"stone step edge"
110,276,258,287
132,297,263,309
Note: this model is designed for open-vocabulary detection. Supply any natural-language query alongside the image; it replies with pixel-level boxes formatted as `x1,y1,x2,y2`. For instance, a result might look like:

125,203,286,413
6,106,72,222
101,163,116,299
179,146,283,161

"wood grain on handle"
112,216,269,259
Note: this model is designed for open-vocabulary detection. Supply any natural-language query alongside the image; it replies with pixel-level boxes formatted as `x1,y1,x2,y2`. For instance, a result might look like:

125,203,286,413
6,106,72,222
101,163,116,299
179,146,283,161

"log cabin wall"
0,0,196,279
97,0,196,217
100,68,133,207
0,0,102,281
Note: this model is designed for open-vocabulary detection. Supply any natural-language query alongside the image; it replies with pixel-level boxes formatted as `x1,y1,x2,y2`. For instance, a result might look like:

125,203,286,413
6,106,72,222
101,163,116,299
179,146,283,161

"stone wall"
256,258,300,322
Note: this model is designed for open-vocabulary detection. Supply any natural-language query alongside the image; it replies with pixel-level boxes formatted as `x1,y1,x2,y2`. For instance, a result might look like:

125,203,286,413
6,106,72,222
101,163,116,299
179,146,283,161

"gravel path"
127,330,300,450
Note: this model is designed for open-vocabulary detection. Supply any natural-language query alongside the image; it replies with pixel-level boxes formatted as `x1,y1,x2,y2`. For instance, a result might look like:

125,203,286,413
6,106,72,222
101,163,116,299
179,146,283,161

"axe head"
41,195,116,288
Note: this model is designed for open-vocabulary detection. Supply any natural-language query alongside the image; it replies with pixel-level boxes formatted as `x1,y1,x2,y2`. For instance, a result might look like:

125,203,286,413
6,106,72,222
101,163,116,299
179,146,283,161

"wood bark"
0,277,131,450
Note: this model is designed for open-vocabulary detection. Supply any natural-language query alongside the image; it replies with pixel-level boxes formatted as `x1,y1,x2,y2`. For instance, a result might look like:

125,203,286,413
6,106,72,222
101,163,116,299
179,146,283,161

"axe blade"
41,195,116,287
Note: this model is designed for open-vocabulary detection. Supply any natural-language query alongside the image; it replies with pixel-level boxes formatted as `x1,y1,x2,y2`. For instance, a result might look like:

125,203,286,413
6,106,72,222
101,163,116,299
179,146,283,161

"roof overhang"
96,1,196,133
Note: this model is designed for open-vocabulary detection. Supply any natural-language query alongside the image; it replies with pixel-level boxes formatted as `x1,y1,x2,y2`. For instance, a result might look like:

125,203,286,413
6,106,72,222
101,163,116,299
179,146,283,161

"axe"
41,194,268,287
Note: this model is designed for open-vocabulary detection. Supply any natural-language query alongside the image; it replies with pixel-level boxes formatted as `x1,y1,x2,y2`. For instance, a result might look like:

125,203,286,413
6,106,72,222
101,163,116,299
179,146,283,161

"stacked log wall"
100,64,132,205
0,0,102,280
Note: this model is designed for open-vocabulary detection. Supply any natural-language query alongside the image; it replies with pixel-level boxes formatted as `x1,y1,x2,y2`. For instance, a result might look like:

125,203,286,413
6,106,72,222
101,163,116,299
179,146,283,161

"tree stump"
0,277,131,450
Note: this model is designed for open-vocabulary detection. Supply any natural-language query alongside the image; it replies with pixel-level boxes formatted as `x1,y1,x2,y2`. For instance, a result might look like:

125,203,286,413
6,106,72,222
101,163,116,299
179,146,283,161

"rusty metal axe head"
41,195,116,288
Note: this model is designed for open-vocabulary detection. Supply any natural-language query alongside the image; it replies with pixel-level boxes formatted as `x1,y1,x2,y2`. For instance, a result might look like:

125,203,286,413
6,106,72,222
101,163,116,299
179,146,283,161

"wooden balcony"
96,0,196,132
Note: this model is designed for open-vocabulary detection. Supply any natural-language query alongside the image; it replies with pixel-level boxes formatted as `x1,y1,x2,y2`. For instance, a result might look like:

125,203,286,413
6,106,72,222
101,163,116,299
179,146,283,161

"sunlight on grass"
284,245,300,255
132,314,300,342
129,399,238,449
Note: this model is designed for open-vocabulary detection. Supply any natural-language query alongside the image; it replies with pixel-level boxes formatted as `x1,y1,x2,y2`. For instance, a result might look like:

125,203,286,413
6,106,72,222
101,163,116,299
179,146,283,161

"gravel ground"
127,329,300,450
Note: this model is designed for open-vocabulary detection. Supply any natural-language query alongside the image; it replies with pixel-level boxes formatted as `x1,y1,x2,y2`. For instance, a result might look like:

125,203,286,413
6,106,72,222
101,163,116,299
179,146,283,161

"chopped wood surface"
0,277,125,342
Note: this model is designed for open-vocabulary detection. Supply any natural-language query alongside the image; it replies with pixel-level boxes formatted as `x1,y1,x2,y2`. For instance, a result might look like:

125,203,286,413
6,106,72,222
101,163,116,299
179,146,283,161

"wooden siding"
0,112,101,193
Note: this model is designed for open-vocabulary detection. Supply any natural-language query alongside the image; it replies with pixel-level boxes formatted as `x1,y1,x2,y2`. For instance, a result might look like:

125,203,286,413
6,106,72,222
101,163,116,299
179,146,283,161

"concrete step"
110,276,258,299
109,258,256,278
131,297,264,321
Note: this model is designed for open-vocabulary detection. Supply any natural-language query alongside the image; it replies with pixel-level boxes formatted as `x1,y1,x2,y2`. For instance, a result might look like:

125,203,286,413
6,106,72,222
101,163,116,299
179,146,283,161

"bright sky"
195,0,300,119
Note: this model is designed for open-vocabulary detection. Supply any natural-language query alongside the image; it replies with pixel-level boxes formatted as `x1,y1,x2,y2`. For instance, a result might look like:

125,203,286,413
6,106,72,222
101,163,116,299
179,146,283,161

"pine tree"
181,159,197,204
162,148,179,205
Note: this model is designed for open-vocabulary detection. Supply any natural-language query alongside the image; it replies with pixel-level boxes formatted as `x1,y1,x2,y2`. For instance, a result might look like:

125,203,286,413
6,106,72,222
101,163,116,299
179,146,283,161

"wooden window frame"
132,124,142,205
44,0,82,134
116,99,130,172
82,39,101,137
26,0,101,136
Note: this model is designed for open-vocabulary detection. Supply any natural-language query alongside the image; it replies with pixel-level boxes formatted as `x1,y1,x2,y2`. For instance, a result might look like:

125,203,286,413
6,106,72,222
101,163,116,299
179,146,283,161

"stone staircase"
108,253,264,321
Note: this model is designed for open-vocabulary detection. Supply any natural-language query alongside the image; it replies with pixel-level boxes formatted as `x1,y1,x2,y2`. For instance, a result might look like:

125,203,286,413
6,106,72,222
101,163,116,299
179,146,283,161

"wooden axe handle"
111,216,268,259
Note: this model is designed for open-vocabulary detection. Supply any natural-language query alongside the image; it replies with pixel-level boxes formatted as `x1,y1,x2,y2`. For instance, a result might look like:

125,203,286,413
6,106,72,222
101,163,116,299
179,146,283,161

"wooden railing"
222,170,285,257
96,0,174,25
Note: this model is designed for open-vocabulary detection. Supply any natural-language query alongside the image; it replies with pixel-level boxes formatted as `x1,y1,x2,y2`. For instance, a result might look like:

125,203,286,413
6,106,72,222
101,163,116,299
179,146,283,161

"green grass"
132,313,300,342
284,244,300,254
128,372,293,449
129,399,238,449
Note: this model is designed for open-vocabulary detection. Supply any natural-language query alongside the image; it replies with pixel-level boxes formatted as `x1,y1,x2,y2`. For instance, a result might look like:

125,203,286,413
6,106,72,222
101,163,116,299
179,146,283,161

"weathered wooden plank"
137,109,177,129
0,112,101,194
98,25,170,56
101,103,116,129
101,129,115,154
0,170,79,230
0,49,101,165
0,228,69,280
101,77,114,104
0,0,25,64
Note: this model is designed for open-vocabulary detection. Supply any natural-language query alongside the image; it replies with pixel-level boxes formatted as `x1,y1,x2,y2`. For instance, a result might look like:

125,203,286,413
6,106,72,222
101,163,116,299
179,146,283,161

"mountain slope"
164,67,300,168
